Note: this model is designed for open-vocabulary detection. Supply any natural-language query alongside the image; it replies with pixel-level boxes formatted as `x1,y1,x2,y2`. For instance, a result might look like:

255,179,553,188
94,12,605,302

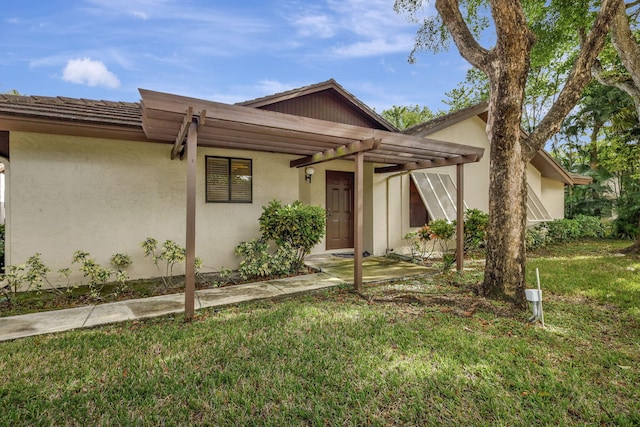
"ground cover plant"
0,240,638,425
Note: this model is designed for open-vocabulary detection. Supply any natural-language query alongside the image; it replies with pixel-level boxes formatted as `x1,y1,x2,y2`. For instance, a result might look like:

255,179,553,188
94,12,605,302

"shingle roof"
0,94,142,128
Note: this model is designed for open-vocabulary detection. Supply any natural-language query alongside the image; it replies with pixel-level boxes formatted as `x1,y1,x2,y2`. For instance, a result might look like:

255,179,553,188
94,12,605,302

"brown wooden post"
456,163,464,272
184,119,198,321
354,151,364,292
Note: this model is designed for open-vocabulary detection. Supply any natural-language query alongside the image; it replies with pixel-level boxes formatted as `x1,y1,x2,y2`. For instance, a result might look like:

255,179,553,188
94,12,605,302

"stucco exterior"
7,131,302,286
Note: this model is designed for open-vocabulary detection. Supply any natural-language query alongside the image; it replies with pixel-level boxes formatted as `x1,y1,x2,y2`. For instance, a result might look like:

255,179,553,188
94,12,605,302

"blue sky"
1,0,472,112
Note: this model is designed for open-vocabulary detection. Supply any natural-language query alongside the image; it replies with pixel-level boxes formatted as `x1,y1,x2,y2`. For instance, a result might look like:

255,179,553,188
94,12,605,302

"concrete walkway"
0,256,433,342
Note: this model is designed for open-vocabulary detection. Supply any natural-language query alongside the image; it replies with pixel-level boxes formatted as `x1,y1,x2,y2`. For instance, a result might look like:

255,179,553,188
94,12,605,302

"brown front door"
325,170,354,250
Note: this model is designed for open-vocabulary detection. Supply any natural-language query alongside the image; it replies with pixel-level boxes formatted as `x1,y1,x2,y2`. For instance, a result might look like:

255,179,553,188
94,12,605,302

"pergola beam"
373,154,480,174
171,106,192,160
290,138,381,168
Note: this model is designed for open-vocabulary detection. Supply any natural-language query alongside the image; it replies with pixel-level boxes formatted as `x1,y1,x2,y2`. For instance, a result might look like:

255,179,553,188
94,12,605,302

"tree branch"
525,0,623,159
611,0,640,89
435,0,492,73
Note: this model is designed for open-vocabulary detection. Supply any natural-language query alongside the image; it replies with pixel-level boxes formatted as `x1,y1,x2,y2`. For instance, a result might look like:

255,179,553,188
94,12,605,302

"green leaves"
236,200,327,280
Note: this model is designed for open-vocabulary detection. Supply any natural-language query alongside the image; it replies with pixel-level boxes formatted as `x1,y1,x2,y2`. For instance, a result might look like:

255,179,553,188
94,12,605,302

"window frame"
205,155,253,203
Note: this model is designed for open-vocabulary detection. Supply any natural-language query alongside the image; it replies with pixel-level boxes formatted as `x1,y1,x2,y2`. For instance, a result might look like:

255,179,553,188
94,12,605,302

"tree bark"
435,0,620,307
480,2,534,307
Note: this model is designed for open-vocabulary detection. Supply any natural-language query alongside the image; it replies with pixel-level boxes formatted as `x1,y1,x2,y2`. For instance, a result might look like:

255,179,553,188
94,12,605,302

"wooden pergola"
139,89,485,320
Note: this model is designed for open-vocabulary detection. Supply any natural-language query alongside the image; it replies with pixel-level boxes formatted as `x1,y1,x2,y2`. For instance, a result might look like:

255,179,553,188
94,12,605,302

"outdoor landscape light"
305,167,315,183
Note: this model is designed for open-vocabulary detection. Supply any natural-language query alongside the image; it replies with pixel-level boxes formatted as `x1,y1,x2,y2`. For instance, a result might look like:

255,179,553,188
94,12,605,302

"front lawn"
0,240,638,425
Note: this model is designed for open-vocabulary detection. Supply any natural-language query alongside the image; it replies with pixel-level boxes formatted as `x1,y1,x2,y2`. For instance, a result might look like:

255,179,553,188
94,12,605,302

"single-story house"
0,79,577,292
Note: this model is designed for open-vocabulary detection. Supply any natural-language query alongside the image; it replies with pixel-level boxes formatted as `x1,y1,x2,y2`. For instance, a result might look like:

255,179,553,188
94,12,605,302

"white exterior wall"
8,132,300,286
541,177,565,219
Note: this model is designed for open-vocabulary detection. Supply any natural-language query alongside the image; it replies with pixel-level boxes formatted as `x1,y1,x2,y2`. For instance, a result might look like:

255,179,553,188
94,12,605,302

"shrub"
234,238,301,281
525,215,609,250
463,209,489,251
259,200,326,269
525,226,550,251
72,250,114,298
573,215,607,238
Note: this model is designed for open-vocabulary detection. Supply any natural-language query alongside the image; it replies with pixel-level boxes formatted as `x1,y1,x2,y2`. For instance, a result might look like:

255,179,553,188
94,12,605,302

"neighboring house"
382,102,583,253
0,79,572,287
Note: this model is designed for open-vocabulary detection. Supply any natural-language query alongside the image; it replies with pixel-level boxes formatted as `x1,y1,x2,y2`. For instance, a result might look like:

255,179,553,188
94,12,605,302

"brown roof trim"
403,101,489,136
568,172,593,185
530,149,573,185
238,79,398,132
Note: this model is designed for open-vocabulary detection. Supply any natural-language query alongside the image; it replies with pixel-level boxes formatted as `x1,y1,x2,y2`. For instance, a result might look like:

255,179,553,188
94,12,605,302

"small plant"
72,250,114,299
110,253,132,269
110,253,132,294
235,238,273,280
142,238,200,288
0,253,71,305
403,228,435,261
207,266,235,288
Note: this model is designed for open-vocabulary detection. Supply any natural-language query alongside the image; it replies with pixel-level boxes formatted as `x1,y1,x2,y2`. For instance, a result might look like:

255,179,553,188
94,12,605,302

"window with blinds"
206,156,252,203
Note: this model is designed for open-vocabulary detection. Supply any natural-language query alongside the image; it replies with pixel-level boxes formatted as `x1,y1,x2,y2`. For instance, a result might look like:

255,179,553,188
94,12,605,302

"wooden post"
354,151,364,292
456,163,464,272
184,119,198,321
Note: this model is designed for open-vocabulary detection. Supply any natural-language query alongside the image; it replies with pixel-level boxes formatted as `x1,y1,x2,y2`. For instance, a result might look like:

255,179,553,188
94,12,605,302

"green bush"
234,239,299,280
259,200,326,269
573,215,607,238
235,200,326,280
141,238,189,288
463,209,489,251
525,215,609,251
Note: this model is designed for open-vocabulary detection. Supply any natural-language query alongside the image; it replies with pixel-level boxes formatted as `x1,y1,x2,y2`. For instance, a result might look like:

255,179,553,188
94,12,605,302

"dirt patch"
367,289,520,319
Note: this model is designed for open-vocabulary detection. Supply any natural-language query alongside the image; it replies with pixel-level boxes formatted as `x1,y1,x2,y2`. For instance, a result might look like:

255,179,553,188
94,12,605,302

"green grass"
1,240,639,425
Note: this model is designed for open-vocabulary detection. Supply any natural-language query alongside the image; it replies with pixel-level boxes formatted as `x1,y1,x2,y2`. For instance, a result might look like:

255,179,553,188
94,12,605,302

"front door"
325,170,354,250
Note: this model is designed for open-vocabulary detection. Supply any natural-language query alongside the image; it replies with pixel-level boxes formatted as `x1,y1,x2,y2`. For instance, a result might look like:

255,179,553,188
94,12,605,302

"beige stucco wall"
541,177,565,219
7,132,300,286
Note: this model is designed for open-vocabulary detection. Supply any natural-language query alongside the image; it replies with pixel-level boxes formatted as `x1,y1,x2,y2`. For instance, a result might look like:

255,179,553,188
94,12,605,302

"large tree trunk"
479,2,534,308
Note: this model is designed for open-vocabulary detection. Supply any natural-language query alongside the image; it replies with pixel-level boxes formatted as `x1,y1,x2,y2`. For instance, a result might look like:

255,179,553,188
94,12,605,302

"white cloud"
330,35,415,58
255,79,299,96
130,11,148,20
292,14,335,38
286,0,425,59
62,58,120,88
